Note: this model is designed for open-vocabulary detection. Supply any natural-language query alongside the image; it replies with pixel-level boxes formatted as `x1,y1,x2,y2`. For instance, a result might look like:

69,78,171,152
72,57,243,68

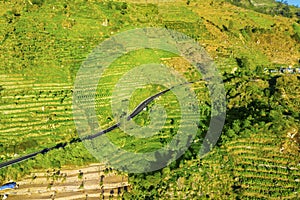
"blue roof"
0,182,17,190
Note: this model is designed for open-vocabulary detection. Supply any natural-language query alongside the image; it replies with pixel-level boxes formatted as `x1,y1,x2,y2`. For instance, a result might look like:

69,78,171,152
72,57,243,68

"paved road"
0,81,195,169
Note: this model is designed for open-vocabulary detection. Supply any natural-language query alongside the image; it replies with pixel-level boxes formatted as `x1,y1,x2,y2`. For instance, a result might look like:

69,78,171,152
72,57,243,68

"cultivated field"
0,0,299,199
0,163,129,200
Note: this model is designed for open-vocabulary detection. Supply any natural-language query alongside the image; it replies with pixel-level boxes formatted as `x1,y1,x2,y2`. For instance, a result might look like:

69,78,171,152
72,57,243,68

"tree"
228,20,234,30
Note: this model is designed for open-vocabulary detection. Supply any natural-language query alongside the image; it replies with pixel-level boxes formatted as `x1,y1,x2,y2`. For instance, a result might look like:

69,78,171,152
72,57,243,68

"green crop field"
0,0,300,199
87,49,208,153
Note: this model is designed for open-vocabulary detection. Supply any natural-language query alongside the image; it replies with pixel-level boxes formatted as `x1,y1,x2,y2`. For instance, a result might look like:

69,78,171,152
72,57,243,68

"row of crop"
1,96,72,104
226,138,279,147
233,157,291,170
239,157,300,171
235,163,300,176
1,89,72,99
0,105,71,115
0,100,72,110
235,166,299,182
1,82,71,90
10,109,73,117
234,166,298,183
0,81,35,87
242,189,298,199
0,74,26,80
238,154,298,166
236,178,298,198
0,74,69,85
1,89,73,98
2,94,58,99
0,120,74,137
1,108,73,118
1,111,73,124
241,185,297,195
227,145,279,153
230,152,295,166
240,178,299,191
0,115,74,129
226,146,285,159
226,139,297,160
239,178,299,198
1,90,72,99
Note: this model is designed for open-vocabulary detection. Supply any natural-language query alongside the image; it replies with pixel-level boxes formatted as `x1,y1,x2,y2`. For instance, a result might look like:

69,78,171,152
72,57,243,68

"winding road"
0,81,197,170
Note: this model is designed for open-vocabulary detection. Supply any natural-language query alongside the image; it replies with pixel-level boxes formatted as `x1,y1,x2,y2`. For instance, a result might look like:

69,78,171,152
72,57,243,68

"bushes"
30,0,44,7
105,1,128,15
17,139,39,153
292,23,300,42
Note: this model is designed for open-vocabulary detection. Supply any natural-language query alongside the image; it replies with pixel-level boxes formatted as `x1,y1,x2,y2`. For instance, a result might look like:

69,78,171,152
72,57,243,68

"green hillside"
0,0,299,199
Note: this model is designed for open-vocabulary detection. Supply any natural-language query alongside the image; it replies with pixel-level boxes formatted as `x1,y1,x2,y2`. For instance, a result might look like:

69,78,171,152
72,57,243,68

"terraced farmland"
129,127,299,199
72,49,211,172
0,74,75,160
1,0,300,199
0,47,210,174
0,163,129,200
93,53,209,153
226,132,300,199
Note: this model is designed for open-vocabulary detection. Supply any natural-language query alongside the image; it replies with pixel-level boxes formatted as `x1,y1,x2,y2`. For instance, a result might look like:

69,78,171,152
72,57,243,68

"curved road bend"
0,81,197,169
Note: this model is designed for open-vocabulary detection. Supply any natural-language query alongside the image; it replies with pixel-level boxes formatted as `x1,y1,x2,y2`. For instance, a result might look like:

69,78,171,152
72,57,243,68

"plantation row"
72,52,209,155
0,57,208,160
228,143,299,167
226,135,299,199
3,163,129,200
0,74,76,160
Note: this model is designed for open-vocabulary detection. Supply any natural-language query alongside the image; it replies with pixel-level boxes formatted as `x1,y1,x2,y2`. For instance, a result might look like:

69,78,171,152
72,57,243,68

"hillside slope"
0,0,299,199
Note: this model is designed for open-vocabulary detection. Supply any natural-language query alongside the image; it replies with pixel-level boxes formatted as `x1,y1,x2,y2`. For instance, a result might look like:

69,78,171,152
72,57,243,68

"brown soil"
0,164,129,200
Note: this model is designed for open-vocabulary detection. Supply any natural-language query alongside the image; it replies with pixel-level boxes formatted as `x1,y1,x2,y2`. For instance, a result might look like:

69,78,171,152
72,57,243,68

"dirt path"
0,163,129,200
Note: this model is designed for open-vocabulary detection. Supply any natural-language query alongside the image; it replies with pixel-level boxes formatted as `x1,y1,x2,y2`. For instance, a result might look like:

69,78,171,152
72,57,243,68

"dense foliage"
124,63,300,199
